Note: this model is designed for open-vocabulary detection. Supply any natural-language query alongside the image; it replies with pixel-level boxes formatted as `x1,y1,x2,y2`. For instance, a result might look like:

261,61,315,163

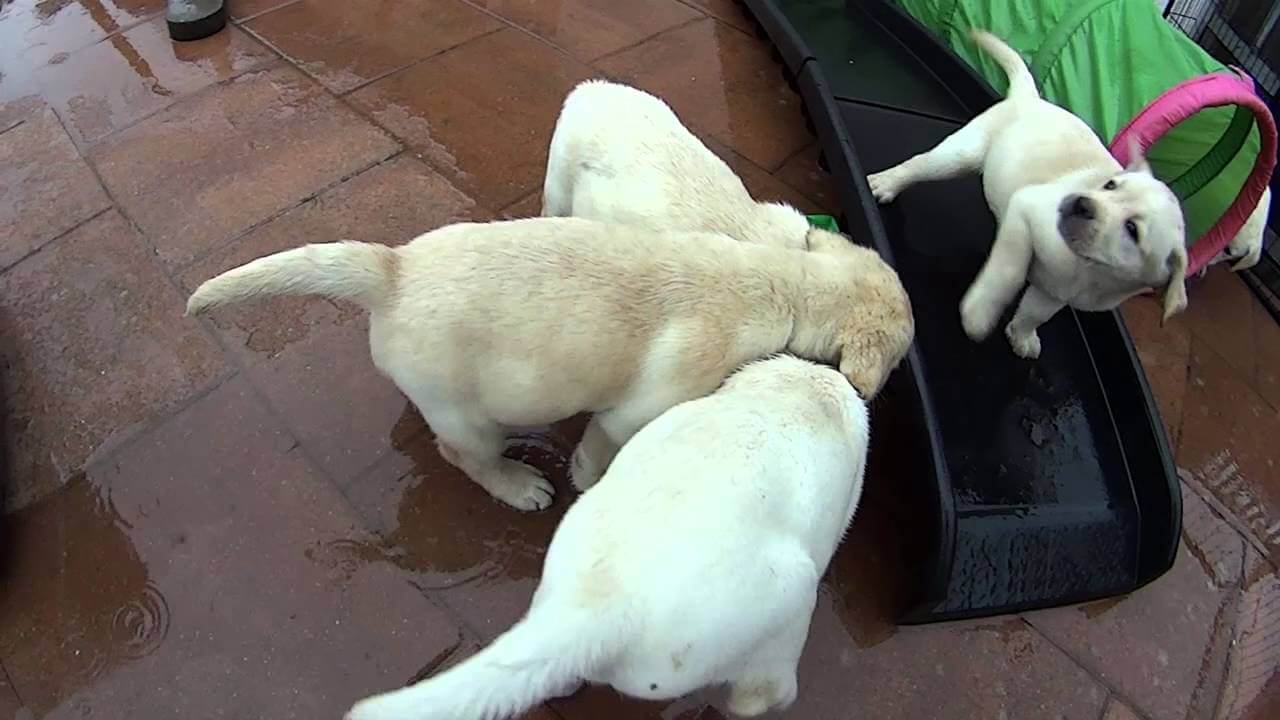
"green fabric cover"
893,0,1263,244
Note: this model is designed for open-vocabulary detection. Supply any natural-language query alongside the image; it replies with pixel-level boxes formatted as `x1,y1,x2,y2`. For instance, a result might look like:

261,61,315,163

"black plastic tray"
742,0,1181,623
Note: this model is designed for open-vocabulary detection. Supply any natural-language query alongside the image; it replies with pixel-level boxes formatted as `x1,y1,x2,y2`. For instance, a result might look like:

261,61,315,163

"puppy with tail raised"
345,355,871,720
868,30,1189,359
185,218,911,511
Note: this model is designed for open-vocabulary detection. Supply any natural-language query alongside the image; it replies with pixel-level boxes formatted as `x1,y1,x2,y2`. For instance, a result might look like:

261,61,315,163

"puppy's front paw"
1006,323,1041,359
960,294,999,341
490,459,554,511
570,443,603,492
867,170,904,204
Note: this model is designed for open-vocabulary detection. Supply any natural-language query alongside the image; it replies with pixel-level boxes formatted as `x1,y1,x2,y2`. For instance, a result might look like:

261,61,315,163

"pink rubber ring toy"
1109,68,1277,276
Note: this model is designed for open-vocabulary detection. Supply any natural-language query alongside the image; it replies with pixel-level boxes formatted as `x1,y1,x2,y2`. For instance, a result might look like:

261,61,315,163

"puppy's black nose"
1067,195,1095,220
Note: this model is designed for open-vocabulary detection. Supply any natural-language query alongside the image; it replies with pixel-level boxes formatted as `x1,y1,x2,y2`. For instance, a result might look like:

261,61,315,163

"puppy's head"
1055,149,1188,321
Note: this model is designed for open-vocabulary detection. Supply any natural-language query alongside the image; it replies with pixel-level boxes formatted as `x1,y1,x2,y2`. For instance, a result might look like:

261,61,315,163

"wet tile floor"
0,1,1277,718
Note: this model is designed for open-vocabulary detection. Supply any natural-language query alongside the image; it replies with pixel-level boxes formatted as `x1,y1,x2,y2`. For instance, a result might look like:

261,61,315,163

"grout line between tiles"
1094,691,1113,720
331,27,506,98
588,15,707,66
0,206,112,277
79,366,242,479
0,656,27,709
770,140,812,174
167,147,407,279
453,0,594,67
1021,615,1168,720
1179,469,1280,567
71,55,290,156
229,0,305,25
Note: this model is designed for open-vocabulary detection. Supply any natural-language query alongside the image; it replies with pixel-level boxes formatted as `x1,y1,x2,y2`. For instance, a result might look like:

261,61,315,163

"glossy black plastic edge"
742,0,955,618
738,0,814,74
792,62,957,616
860,0,1180,595
740,0,1180,619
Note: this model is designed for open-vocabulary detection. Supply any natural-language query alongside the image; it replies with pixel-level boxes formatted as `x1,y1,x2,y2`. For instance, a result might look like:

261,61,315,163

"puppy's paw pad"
867,171,902,203
493,460,555,511
960,297,997,341
569,444,602,492
1006,325,1041,359
727,676,794,718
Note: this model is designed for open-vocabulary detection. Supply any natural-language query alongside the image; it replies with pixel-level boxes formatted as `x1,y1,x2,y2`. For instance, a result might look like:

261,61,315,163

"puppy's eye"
1103,180,1117,190
1124,219,1139,241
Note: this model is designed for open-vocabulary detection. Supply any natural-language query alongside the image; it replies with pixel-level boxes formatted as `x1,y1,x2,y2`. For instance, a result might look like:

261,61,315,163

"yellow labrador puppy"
868,30,1189,359
542,79,810,250
186,218,912,510
346,355,870,720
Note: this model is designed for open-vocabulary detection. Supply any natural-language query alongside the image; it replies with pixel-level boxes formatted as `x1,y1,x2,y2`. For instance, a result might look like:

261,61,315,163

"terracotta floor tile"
702,136,821,214
1215,547,1280,720
1178,339,1280,561
553,685,714,720
596,19,811,171
1187,267,1258,383
350,29,594,212
1253,300,1280,411
762,612,1105,719
499,190,544,219
0,664,20,717
90,64,400,271
179,156,482,483
1026,485,1245,720
471,0,699,62
244,0,500,94
343,415,588,640
230,0,299,21
38,17,276,146
0,107,111,270
775,142,841,213
1121,295,1193,448
681,0,754,32
0,211,228,512
1104,698,1143,720
0,378,463,719
1,103,113,266
0,94,45,133
0,0,163,104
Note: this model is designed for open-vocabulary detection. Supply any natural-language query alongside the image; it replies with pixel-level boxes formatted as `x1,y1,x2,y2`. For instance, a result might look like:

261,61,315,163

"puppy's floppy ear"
1125,136,1152,175
839,344,885,400
1161,246,1189,324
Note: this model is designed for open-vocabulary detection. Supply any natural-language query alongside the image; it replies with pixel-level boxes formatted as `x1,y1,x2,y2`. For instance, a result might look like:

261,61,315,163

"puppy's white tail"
185,241,398,315
970,30,1037,101
346,610,619,720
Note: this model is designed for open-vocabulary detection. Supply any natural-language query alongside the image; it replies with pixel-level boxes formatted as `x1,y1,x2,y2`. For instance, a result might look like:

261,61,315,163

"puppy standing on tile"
186,217,912,510
345,355,877,720
868,30,1189,359
543,79,812,250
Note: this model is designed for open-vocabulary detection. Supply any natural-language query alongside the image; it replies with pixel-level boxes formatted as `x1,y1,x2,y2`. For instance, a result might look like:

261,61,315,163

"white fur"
345,355,870,720
867,30,1189,358
185,218,911,510
543,79,810,250
1208,186,1270,272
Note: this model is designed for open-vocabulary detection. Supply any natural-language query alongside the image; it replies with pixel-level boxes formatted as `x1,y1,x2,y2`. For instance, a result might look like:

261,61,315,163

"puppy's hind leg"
425,406,555,511
867,108,998,203
726,557,819,717
569,396,674,491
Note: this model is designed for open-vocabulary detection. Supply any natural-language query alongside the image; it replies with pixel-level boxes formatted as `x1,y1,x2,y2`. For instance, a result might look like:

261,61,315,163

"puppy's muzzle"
1057,194,1096,248
1060,194,1095,221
